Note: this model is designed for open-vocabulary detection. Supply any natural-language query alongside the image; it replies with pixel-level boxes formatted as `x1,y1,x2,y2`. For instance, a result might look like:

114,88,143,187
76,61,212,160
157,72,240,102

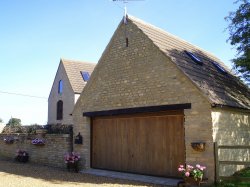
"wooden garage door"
91,111,185,177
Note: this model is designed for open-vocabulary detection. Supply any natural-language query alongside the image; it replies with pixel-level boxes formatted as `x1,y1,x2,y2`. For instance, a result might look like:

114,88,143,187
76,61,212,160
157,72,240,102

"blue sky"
0,0,238,125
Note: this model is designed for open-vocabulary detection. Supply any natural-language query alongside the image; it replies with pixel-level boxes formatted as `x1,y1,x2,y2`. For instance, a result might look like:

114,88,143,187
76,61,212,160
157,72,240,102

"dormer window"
211,61,227,74
81,71,90,82
58,80,63,94
184,51,203,65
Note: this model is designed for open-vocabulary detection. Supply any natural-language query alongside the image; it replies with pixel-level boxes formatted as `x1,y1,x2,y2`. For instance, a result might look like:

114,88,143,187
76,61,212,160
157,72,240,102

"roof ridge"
127,15,221,62
61,58,95,65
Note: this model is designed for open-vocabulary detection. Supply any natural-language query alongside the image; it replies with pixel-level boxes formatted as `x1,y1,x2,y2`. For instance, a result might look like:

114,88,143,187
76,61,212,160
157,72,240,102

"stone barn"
72,15,250,183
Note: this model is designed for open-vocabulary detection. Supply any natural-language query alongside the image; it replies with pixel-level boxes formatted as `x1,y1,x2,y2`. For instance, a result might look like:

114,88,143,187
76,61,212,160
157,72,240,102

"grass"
212,167,250,187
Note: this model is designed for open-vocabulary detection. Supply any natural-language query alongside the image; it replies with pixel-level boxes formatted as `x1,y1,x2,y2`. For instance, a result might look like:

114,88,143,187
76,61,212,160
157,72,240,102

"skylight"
211,61,227,74
184,51,203,65
81,71,90,81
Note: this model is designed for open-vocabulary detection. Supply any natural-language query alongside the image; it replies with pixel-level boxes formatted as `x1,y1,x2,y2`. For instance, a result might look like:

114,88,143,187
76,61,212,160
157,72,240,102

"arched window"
58,80,63,94
57,100,63,120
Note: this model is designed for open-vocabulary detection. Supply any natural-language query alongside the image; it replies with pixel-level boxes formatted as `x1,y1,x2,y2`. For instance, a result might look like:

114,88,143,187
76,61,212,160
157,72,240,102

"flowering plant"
15,149,29,163
64,152,80,164
178,164,206,181
4,137,14,144
16,149,28,157
31,138,45,145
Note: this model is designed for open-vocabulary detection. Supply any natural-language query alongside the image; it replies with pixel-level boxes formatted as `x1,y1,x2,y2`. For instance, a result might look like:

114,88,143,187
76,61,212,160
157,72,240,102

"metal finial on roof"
124,4,127,24
112,0,145,24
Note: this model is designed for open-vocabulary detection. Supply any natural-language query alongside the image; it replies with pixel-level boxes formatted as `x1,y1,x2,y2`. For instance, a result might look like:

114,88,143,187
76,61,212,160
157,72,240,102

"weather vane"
112,0,144,47
112,0,145,24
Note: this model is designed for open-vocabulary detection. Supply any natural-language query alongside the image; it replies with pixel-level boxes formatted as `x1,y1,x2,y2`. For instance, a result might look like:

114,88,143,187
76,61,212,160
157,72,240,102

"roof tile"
61,59,96,94
128,15,250,110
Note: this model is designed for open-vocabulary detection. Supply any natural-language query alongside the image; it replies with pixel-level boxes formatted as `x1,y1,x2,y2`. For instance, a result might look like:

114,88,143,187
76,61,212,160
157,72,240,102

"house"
48,59,95,125
72,15,250,183
0,122,4,133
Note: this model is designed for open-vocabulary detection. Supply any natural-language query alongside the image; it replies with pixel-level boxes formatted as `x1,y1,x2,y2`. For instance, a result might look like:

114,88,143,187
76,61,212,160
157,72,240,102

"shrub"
44,124,73,134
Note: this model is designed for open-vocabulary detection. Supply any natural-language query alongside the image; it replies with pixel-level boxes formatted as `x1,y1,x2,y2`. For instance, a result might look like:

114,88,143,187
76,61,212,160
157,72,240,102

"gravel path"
0,160,162,187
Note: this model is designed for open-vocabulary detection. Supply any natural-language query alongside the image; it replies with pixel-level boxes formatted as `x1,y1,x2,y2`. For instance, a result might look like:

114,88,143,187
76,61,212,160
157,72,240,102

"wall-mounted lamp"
191,142,206,152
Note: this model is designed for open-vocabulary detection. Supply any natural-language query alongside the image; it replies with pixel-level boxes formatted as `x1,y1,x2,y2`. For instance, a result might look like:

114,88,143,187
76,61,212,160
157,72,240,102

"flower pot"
184,177,202,186
15,155,29,163
66,162,79,173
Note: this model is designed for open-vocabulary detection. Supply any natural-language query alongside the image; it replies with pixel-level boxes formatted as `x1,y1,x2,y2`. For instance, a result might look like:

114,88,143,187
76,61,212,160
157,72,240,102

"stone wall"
73,19,215,182
73,116,90,169
0,133,71,168
212,108,250,176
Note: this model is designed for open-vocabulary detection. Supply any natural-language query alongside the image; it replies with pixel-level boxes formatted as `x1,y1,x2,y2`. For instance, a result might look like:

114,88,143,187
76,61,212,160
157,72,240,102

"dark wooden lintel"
83,103,191,117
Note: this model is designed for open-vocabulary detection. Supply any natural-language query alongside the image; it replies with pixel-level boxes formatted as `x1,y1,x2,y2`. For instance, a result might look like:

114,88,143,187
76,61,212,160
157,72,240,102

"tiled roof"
61,59,96,94
128,15,250,110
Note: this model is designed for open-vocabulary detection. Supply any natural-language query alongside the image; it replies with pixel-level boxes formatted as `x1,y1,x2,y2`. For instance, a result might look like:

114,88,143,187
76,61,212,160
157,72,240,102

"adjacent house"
72,15,250,183
0,122,4,133
48,59,95,125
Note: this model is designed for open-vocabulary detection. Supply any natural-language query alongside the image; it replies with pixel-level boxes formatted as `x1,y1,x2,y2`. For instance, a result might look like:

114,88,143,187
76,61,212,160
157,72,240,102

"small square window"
81,71,90,81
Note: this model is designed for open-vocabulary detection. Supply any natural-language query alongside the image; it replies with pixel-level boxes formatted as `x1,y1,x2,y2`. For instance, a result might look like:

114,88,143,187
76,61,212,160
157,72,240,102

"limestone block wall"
0,133,71,168
212,108,250,176
48,62,75,125
73,115,90,169
73,19,215,182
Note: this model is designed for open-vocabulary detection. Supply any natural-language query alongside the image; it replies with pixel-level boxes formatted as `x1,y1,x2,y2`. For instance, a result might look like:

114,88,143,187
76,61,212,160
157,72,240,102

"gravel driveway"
0,160,162,187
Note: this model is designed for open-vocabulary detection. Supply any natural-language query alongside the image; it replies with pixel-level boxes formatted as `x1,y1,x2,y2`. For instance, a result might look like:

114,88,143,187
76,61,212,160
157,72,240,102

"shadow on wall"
212,110,250,176
0,160,156,186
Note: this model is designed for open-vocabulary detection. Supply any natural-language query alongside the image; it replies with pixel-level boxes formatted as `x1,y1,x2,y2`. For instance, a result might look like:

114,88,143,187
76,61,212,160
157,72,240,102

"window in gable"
81,71,90,82
211,61,227,74
57,100,63,120
58,80,63,94
184,51,203,65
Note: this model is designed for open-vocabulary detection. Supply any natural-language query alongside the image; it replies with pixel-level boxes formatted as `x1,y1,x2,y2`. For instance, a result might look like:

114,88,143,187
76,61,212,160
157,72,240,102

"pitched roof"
61,59,96,94
128,15,250,110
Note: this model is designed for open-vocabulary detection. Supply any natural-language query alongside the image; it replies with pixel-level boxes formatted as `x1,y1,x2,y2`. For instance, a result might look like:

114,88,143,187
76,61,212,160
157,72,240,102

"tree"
225,0,250,83
6,117,22,127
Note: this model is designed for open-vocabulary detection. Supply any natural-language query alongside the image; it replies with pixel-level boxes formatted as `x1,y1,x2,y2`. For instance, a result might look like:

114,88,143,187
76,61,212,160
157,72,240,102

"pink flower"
178,168,184,171
196,164,201,168
200,166,206,171
179,165,184,168
187,165,193,169
185,172,190,177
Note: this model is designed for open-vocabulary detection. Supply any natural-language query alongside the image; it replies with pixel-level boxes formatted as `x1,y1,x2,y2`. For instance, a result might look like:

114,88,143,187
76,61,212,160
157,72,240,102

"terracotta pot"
184,177,202,186
66,162,79,173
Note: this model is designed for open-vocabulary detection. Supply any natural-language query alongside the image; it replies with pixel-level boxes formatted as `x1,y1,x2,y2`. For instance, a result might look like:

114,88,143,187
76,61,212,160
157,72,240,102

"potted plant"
64,152,80,172
178,164,206,185
15,149,29,163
